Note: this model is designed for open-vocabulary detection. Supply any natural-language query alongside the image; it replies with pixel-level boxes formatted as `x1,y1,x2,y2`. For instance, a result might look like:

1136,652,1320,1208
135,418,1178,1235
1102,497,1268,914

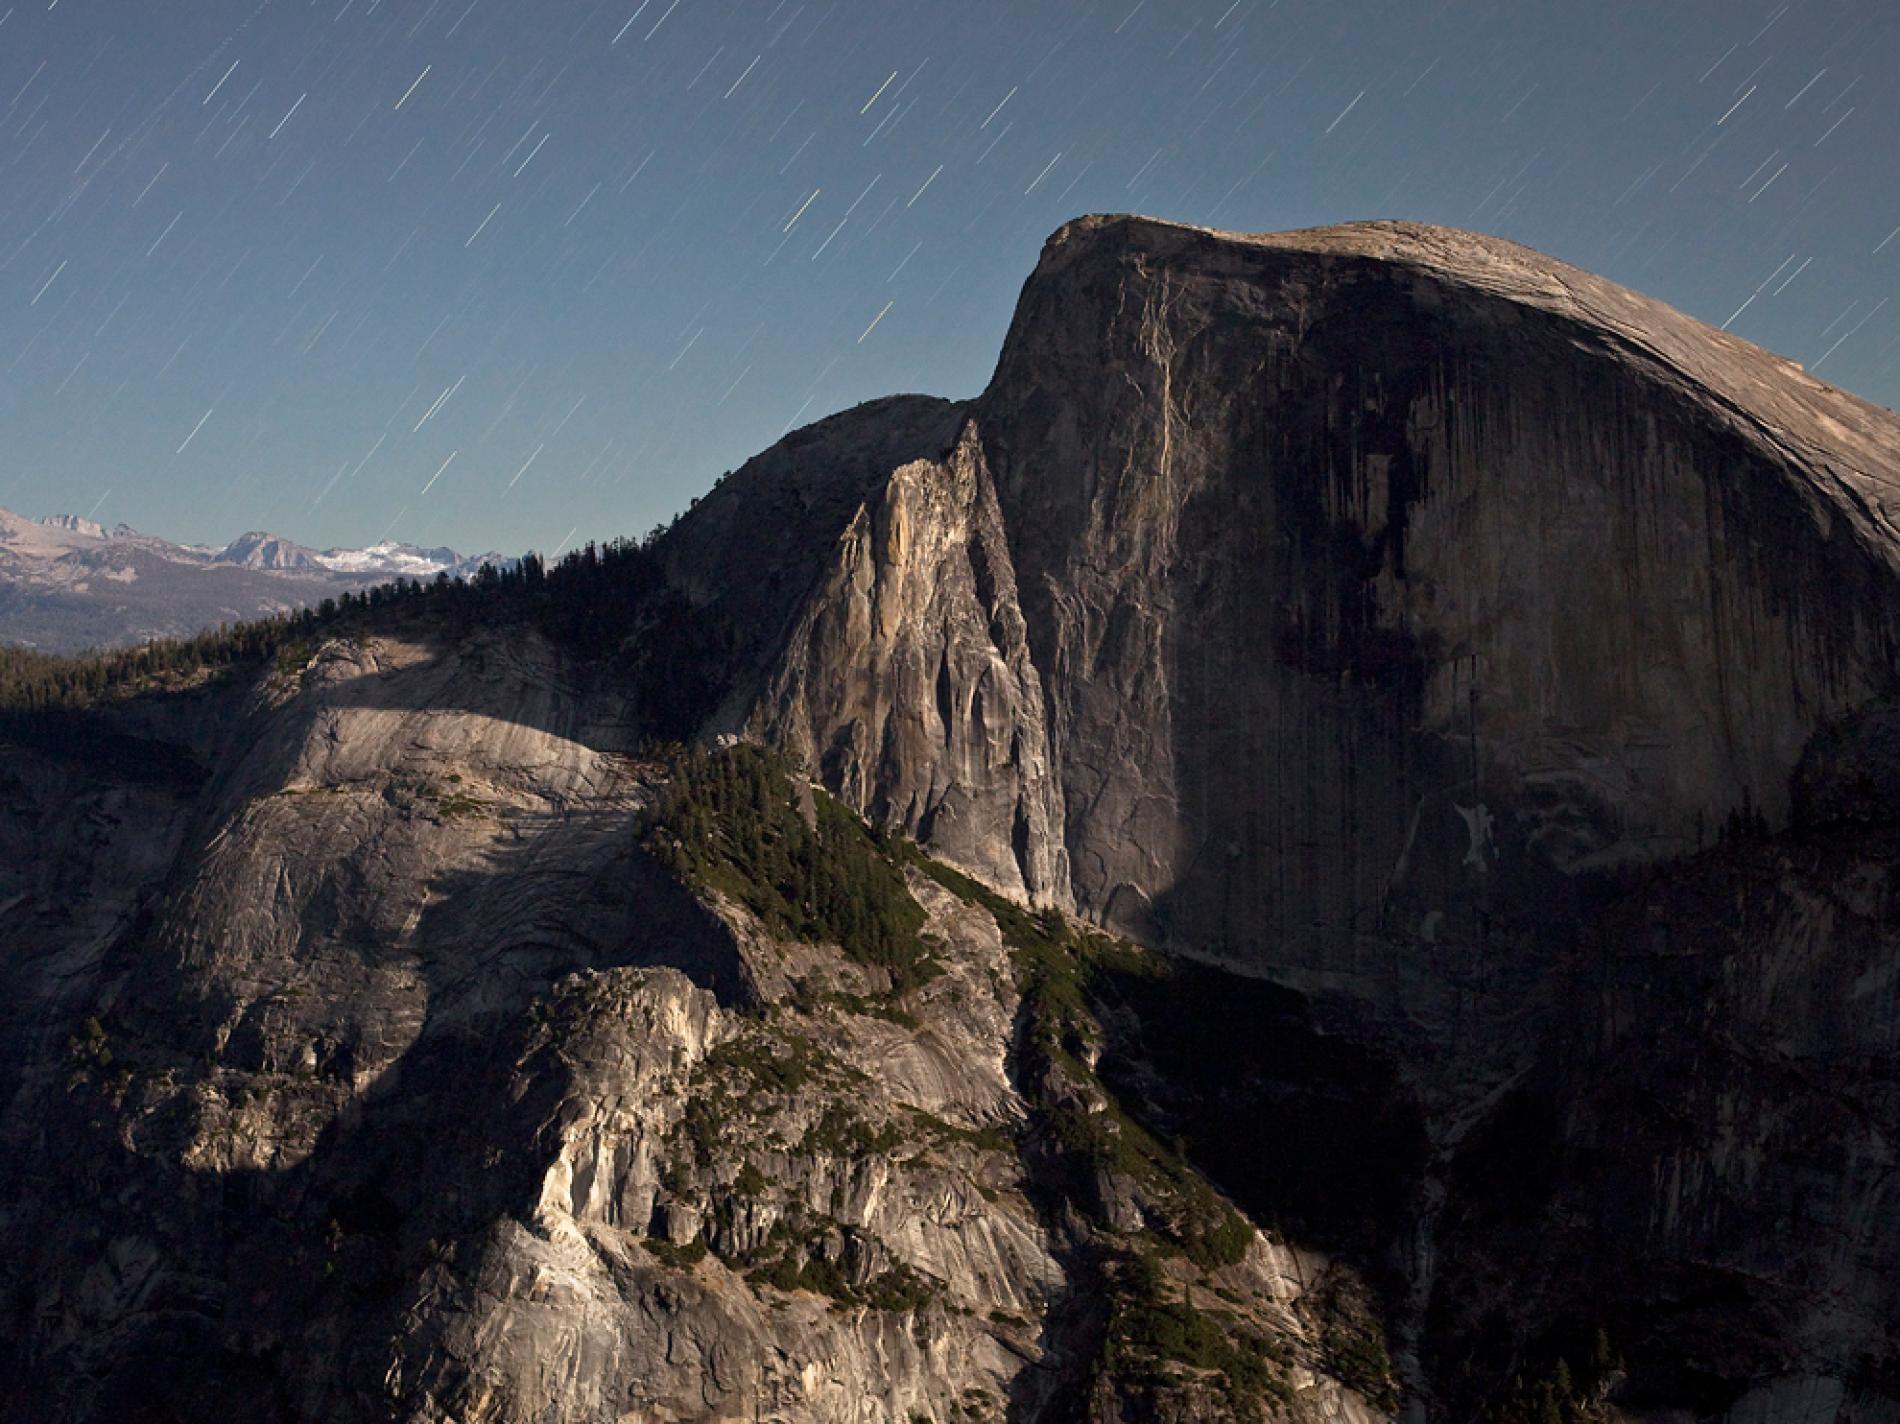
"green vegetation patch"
748,1247,939,1313
792,982,920,1030
1309,1268,1402,1413
642,1234,709,1270
1471,1326,1624,1424
69,1015,112,1070
798,1102,906,1158
1110,1250,1293,1413
645,744,940,991
899,842,1252,1270
432,789,491,821
695,1028,845,1098
903,1105,1017,1156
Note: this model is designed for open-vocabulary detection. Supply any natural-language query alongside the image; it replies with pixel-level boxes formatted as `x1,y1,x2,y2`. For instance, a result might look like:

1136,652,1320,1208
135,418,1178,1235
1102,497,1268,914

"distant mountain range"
0,507,510,652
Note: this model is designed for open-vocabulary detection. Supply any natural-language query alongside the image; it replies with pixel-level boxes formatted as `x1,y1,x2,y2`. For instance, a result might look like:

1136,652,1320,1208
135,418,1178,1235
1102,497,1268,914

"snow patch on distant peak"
313,541,510,577
38,514,107,540
217,532,320,570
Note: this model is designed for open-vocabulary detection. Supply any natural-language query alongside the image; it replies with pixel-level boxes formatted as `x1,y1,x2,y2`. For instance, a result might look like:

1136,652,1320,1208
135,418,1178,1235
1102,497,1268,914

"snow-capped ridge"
0,503,515,651
311,540,510,579
37,514,107,540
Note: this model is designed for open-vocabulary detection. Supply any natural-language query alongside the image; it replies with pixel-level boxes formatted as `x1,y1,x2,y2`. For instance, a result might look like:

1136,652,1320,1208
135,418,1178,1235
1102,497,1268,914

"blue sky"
1,0,1895,556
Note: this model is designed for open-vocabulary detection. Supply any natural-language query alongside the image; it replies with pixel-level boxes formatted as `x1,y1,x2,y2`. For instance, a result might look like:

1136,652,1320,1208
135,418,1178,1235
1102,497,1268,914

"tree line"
0,531,707,717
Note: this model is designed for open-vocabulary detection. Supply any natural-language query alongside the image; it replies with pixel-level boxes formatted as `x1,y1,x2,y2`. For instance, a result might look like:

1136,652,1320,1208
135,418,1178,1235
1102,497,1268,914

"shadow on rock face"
0,622,768,1421
1089,958,1431,1275
5,807,756,1421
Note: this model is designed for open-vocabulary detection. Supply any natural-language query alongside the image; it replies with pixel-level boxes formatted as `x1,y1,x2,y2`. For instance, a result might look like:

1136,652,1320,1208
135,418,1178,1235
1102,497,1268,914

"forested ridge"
0,531,722,733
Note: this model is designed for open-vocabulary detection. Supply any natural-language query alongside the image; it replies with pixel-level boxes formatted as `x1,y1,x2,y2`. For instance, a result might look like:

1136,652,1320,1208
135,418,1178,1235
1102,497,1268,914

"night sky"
2,0,1896,558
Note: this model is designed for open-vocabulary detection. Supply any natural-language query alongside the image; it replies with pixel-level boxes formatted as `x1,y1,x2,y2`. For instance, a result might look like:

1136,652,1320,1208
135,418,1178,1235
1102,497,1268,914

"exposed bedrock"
659,214,1900,1417
679,215,1900,969
9,213,1900,1422
990,216,1900,960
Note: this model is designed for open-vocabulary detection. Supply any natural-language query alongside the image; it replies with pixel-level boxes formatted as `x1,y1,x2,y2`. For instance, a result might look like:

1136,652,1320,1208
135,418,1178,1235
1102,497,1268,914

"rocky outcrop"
749,422,1069,906
6,214,1900,1421
652,394,1071,903
0,629,1387,1422
655,215,1900,1418
978,216,1900,964
678,216,1900,965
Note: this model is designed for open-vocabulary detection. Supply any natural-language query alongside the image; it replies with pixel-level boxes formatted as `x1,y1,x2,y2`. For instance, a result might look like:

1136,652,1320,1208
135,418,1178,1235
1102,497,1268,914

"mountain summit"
2,218,1898,1422
682,214,1900,948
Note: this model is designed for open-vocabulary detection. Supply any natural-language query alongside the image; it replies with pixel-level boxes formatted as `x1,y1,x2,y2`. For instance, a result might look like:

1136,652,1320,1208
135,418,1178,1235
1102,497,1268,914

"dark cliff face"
973,215,1900,961
658,215,1900,1418
5,216,1900,1423
680,216,1900,970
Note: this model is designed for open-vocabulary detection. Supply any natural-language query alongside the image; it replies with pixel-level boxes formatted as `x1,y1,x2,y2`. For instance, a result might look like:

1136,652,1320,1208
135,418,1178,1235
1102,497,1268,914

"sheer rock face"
1466,803,1900,1423
976,216,1900,960
686,215,1900,966
749,422,1070,906
640,216,1900,1417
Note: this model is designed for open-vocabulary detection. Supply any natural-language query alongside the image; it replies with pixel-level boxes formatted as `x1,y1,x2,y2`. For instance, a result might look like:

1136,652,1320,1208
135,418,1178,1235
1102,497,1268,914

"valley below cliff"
4,214,1900,1423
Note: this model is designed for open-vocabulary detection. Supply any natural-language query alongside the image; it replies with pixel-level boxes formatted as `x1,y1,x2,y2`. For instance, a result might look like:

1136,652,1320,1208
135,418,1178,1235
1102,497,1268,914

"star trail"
1,0,1897,557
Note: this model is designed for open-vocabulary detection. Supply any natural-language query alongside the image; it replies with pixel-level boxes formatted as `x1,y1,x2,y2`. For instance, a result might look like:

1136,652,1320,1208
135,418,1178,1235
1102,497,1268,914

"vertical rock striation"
749,421,1069,906
968,215,1900,964
653,213,1900,1415
675,215,1900,971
